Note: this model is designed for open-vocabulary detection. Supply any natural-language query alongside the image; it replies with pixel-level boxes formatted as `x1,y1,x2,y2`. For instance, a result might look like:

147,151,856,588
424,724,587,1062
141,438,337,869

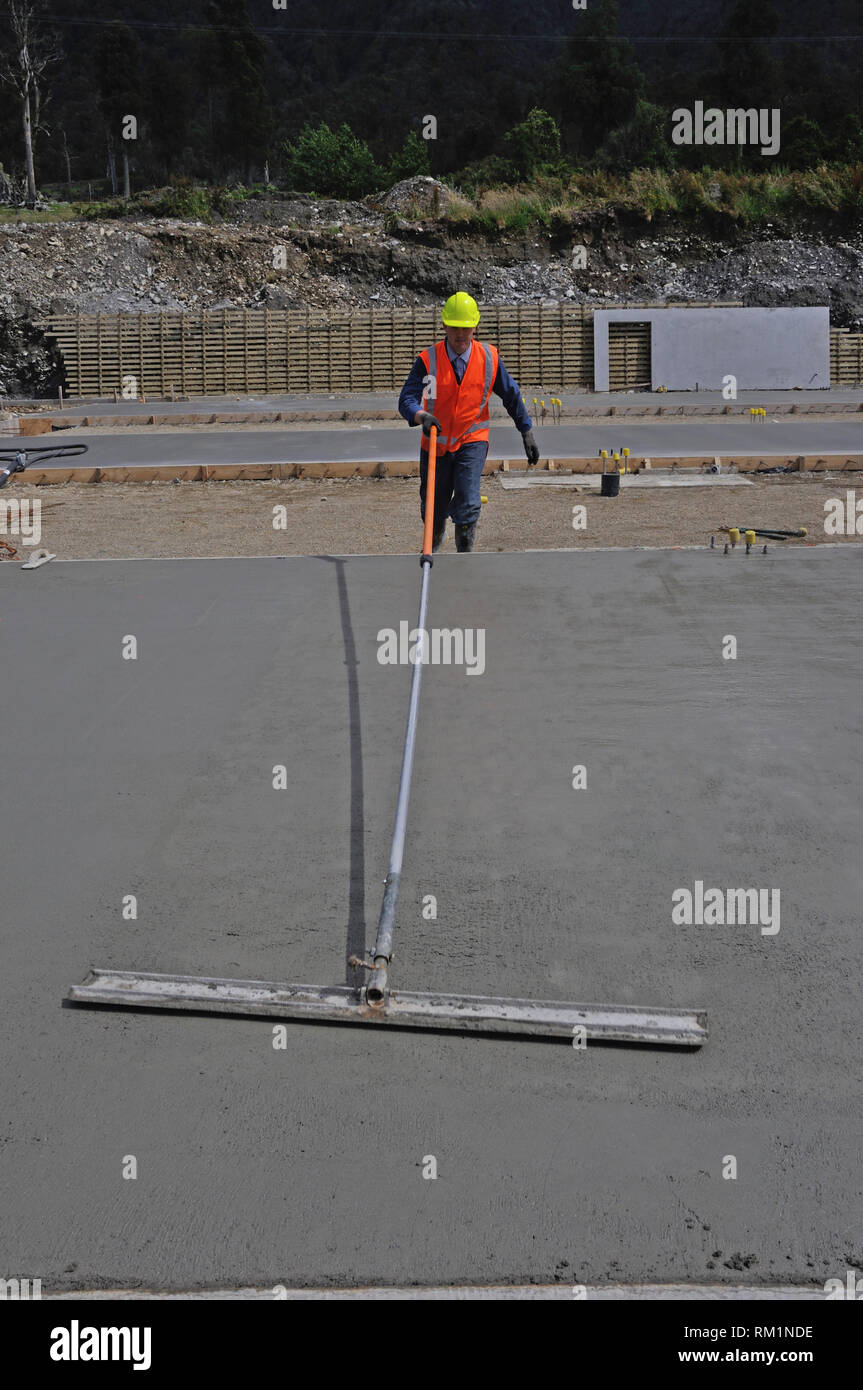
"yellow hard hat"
442,291,480,327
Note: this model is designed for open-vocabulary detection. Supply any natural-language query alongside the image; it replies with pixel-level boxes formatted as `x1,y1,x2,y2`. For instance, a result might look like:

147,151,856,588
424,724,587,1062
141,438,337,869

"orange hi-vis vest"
418,339,499,454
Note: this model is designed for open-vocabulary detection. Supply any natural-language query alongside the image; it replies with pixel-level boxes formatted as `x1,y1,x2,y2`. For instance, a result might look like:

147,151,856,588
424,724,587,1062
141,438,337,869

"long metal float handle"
366,426,438,1004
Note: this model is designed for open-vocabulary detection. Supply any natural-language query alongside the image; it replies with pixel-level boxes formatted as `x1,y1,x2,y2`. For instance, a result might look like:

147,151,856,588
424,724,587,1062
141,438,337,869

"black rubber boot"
454,521,477,553
432,525,446,552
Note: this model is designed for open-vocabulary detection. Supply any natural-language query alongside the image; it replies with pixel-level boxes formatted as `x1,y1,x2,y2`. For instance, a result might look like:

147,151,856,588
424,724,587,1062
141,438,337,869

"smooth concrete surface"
1,549,861,1292
17,417,863,469
594,308,831,392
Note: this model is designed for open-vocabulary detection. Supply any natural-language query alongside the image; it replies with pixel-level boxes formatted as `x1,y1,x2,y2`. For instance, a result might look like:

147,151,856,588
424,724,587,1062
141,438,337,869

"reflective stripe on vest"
421,344,438,417
420,340,497,451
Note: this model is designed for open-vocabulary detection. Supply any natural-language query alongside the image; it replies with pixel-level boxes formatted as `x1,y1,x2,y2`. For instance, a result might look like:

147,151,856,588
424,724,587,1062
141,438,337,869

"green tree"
553,0,645,159
96,22,142,199
282,122,382,198
386,131,430,184
596,99,675,173
833,113,863,164
717,0,781,113
145,41,193,182
504,108,562,181
204,0,271,183
781,116,828,170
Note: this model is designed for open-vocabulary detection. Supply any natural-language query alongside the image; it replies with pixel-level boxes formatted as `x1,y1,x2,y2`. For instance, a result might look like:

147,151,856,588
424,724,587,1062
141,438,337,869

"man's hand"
522,429,540,466
415,410,442,437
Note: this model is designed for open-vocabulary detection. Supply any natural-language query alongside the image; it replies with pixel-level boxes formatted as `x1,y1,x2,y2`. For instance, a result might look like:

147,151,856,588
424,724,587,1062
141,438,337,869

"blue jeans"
419,439,488,528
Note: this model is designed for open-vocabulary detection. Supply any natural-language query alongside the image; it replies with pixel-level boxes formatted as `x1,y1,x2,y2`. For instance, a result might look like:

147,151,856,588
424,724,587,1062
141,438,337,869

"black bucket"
600,471,620,497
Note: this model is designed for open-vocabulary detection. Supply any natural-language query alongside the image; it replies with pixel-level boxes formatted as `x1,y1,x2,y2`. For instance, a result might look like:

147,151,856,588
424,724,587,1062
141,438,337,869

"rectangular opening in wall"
608,321,651,390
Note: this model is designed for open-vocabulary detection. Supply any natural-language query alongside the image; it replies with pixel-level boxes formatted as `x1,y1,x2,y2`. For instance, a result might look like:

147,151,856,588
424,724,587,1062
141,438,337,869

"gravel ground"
2,472,860,561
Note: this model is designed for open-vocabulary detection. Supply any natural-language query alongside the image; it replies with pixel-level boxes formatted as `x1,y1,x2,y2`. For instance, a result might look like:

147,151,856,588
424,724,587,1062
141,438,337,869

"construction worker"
398,292,539,552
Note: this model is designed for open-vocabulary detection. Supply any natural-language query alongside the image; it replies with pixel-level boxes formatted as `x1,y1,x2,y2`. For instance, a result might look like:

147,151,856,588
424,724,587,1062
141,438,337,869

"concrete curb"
8,454,863,484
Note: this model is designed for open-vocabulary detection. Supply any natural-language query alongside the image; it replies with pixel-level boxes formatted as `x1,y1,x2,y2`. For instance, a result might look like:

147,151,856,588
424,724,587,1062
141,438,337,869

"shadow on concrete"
318,557,368,986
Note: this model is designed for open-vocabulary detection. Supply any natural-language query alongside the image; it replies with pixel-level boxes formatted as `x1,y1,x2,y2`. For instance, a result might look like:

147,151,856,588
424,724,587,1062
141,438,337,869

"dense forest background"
1,0,863,200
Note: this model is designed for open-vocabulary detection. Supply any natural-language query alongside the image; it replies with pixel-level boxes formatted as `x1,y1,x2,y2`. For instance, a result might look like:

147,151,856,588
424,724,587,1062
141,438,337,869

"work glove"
417,411,442,437
522,429,540,466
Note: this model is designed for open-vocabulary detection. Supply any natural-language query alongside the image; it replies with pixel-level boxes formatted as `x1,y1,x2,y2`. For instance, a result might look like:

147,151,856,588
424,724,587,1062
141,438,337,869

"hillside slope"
2,183,862,396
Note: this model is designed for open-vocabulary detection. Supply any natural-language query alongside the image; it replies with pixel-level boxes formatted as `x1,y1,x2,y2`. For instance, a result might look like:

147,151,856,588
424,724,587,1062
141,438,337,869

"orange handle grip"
422,425,438,557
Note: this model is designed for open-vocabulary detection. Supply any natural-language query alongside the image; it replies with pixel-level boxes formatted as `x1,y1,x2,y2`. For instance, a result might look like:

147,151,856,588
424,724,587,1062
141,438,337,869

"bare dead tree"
0,1,61,208
59,125,72,195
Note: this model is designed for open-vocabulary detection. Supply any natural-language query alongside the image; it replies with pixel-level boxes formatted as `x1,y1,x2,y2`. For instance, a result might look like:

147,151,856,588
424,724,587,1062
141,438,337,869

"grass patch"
74,183,241,222
8,165,862,235
0,203,79,224
445,184,565,232
439,163,863,231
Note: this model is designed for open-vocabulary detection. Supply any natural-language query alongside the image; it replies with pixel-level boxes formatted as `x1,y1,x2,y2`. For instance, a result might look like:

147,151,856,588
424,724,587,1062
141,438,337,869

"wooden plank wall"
39,305,596,398
608,320,652,390
40,302,857,398
830,328,863,385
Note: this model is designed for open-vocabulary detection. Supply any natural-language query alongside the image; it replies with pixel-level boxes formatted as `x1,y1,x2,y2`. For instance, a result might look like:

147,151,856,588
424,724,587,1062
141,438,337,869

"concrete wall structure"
593,307,831,392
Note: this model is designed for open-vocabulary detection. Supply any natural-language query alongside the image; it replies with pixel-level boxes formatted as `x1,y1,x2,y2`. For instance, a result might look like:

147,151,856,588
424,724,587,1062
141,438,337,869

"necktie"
454,357,464,383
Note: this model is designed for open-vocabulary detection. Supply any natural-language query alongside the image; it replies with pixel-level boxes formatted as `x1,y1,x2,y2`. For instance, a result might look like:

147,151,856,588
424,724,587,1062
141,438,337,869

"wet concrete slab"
1,548,861,1292
16,416,863,468
29,386,863,417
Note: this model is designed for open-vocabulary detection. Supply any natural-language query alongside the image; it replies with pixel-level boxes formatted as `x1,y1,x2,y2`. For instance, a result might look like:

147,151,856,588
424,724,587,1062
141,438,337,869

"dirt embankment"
2,177,863,395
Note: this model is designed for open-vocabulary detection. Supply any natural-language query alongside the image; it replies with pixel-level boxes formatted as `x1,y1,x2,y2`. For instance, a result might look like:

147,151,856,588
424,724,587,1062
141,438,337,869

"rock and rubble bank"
2,177,861,396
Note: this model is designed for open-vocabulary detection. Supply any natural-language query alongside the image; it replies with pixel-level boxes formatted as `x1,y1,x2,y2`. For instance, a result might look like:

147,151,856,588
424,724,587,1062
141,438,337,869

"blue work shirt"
398,339,533,439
